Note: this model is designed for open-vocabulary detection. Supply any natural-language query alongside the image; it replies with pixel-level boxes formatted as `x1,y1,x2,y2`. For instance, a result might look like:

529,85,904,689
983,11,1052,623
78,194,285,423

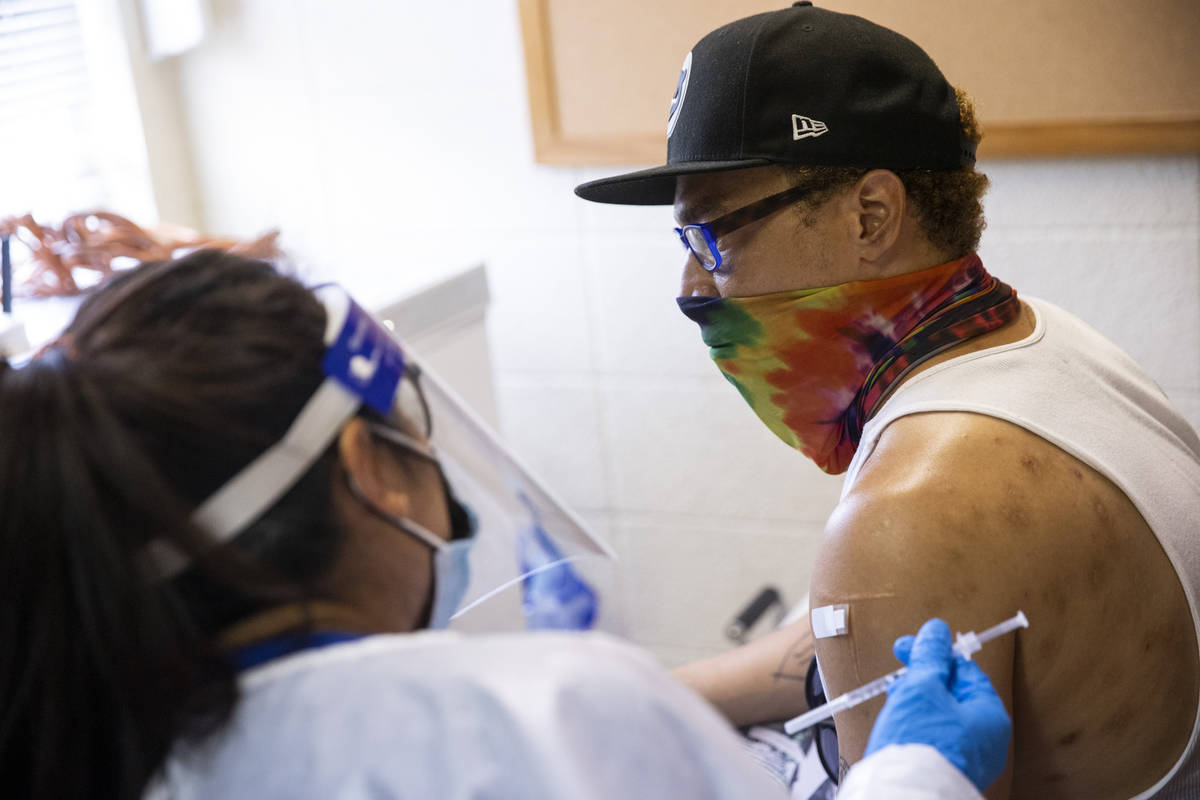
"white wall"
171,0,1200,667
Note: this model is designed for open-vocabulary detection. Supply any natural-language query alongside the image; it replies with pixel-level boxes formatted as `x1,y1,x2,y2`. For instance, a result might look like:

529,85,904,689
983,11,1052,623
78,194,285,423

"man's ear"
851,169,906,260
338,417,411,518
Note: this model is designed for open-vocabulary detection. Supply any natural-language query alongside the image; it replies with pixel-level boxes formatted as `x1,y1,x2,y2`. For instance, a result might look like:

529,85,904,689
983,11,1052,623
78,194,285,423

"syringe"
782,610,1029,735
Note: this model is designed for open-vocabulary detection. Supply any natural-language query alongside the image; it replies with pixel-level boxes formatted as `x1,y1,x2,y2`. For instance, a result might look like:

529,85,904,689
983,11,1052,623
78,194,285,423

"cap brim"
574,158,774,205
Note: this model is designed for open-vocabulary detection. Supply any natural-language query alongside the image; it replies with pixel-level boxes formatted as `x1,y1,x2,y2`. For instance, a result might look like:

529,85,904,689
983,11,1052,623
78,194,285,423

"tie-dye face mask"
677,255,1019,474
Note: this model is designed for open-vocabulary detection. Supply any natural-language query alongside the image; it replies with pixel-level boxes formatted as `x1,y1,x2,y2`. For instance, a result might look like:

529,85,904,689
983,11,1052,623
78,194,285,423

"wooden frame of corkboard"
518,0,1200,165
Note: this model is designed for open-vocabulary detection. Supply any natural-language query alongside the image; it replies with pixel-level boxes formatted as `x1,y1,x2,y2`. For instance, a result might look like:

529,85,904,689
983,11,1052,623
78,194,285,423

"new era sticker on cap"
791,115,828,140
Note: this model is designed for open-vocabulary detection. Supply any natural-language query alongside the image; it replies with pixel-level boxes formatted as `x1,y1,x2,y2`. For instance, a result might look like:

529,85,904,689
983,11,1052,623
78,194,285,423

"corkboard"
518,0,1200,164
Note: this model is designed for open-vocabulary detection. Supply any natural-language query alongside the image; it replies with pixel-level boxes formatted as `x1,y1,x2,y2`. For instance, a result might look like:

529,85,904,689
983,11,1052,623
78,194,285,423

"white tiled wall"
171,0,1200,667
978,158,1200,414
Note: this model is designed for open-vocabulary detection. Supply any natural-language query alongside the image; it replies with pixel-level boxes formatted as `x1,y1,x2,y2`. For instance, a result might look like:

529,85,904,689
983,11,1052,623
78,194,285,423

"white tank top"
843,297,1200,799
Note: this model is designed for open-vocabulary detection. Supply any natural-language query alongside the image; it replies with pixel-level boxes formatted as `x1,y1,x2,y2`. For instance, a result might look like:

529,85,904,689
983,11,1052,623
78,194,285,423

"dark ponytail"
0,250,348,798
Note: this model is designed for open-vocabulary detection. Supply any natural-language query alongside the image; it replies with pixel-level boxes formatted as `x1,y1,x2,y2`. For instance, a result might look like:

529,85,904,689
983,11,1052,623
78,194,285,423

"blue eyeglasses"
674,183,814,271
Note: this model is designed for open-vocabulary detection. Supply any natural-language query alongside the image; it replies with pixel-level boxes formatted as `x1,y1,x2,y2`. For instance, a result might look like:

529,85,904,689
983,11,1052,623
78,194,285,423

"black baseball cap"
574,2,976,206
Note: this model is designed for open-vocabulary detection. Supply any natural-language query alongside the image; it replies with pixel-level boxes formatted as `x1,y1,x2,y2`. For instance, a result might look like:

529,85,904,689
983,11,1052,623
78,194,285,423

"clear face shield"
411,359,616,632
145,285,618,633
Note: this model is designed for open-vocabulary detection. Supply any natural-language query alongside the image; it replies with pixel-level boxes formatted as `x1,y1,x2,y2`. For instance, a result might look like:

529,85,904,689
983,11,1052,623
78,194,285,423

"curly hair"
783,88,989,258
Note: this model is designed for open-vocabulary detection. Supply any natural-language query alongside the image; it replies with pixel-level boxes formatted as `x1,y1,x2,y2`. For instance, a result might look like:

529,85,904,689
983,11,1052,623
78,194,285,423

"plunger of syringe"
782,610,1029,735
952,609,1028,659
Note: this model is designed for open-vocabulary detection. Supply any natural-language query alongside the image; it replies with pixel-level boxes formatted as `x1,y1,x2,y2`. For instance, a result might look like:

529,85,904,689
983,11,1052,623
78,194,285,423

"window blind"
0,0,104,218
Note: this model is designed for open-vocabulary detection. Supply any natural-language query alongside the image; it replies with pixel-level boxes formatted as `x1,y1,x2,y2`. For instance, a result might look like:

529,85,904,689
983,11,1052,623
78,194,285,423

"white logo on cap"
667,51,692,138
792,115,829,140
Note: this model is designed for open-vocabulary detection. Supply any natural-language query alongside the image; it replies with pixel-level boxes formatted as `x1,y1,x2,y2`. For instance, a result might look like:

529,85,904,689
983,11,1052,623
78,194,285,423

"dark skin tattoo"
839,756,850,784
772,637,811,682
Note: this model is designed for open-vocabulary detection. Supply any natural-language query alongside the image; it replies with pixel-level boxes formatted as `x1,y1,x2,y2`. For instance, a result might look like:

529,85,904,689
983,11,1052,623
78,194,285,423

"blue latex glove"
864,618,1012,792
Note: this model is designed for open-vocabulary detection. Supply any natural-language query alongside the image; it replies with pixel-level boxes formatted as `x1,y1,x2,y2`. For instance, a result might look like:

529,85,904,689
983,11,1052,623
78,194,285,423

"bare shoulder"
809,411,1092,796
813,410,1197,798
848,409,1101,532
818,411,1085,598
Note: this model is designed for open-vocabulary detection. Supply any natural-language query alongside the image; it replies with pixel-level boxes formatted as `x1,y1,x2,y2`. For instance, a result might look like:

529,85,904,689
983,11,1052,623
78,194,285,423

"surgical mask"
677,255,1019,474
426,494,477,629
347,457,479,631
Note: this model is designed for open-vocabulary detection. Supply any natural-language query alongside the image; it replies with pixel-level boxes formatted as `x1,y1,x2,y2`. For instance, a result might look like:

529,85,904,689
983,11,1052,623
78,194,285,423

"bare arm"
810,414,1027,798
671,616,814,727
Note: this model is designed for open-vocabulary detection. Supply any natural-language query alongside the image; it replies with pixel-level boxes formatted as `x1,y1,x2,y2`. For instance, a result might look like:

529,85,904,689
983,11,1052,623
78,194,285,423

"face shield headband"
144,285,413,580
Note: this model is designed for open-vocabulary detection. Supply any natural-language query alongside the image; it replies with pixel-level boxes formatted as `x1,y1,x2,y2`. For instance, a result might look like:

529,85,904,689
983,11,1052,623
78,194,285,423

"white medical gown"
839,744,985,799
144,630,788,800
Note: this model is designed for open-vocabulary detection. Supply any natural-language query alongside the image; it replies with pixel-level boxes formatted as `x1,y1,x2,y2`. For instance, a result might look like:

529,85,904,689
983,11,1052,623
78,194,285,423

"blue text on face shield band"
322,297,406,415
517,494,598,631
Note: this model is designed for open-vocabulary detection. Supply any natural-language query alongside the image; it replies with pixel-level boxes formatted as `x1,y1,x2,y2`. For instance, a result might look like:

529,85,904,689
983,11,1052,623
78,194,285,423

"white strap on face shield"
144,284,407,580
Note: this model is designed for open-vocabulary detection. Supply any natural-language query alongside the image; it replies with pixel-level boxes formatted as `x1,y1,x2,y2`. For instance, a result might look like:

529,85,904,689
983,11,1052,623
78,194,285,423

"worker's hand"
864,618,1011,792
